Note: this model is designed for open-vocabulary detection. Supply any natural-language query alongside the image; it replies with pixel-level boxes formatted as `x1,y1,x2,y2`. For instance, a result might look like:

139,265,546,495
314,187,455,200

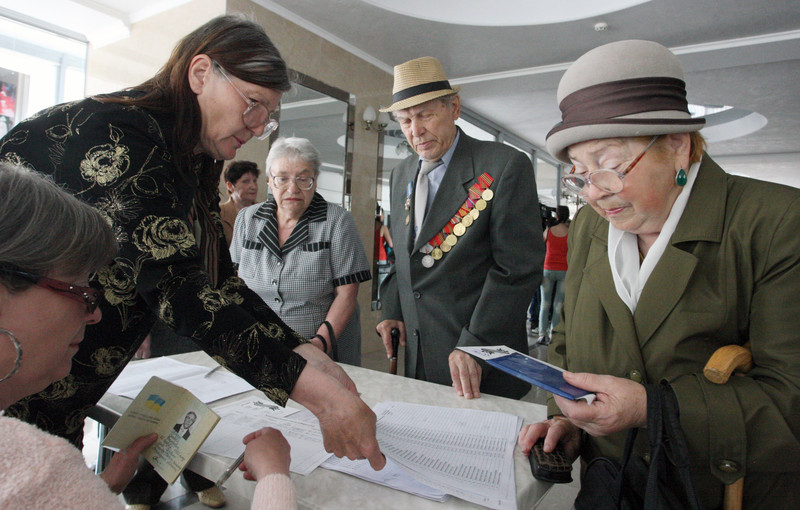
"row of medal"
420,172,495,268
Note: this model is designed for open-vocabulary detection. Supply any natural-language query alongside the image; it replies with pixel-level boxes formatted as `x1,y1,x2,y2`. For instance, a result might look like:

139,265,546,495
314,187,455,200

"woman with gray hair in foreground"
231,137,371,366
0,162,156,507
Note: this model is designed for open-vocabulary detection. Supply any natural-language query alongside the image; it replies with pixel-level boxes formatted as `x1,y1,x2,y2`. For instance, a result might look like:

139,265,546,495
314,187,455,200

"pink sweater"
0,416,296,510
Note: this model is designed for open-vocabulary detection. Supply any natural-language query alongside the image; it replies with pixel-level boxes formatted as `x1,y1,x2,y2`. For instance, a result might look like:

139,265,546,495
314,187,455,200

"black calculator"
529,439,573,484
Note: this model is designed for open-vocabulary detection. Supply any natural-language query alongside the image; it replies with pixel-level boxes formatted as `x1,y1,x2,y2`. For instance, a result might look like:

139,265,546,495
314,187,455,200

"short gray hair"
266,137,321,177
0,162,117,289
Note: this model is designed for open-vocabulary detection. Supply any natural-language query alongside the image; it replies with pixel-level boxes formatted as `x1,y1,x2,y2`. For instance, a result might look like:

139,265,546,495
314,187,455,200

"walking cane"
703,343,752,510
389,328,400,375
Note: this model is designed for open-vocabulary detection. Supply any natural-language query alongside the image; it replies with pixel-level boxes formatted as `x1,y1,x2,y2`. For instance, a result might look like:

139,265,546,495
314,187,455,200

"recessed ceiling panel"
359,0,650,26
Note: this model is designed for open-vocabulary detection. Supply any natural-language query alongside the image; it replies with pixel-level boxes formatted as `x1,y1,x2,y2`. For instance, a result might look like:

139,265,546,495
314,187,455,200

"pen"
203,365,222,379
216,451,245,487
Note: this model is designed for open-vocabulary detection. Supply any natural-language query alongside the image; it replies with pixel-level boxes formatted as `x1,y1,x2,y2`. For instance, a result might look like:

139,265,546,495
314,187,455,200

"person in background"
220,160,260,246
374,206,394,304
231,137,371,366
536,205,570,346
0,163,298,510
376,56,543,399
0,14,384,486
518,40,800,508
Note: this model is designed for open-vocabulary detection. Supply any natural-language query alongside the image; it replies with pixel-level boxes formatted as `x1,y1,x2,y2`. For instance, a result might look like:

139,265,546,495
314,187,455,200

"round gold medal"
440,242,451,252
461,214,473,227
481,189,494,201
453,223,466,236
445,234,458,246
431,247,443,260
470,208,480,220
475,199,487,211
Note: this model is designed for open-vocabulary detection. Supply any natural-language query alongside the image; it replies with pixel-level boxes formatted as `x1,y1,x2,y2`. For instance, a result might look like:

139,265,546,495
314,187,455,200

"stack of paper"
107,357,254,403
373,402,521,510
321,455,448,502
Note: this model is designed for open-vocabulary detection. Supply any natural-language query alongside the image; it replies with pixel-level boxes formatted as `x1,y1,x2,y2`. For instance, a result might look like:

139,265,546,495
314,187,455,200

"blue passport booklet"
458,346,596,403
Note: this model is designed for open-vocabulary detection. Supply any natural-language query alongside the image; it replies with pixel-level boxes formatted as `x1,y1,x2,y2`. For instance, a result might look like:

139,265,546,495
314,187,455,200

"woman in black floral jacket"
0,15,384,472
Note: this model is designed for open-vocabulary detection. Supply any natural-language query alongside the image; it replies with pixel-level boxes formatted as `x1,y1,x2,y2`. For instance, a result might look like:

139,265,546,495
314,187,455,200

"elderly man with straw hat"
376,56,544,400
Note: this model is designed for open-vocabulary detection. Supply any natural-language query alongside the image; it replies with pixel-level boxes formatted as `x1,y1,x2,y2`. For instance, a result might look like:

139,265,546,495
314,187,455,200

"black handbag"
574,381,704,510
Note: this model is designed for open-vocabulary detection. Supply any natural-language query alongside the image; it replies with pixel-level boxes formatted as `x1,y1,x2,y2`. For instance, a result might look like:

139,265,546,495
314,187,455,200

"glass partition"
279,72,353,207
535,155,560,209
0,15,87,136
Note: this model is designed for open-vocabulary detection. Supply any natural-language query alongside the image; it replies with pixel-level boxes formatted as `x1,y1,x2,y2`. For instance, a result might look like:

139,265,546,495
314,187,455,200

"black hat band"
392,80,453,103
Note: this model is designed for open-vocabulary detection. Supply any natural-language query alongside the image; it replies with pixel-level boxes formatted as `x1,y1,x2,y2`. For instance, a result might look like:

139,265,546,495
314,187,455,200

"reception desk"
93,351,552,510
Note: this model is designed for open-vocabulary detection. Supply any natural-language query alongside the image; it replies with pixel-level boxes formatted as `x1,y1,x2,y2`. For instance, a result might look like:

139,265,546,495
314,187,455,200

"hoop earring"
0,328,22,383
675,168,687,187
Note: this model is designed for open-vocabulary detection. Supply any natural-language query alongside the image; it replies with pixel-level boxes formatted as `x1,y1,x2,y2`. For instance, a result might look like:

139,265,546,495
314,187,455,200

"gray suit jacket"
381,130,544,399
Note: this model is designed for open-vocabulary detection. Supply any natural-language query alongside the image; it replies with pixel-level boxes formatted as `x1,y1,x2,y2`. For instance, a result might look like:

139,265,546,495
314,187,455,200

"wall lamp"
363,105,390,131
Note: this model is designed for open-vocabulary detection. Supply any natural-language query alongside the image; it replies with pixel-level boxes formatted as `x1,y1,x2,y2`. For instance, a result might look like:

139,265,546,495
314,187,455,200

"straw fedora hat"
380,56,460,112
546,40,705,163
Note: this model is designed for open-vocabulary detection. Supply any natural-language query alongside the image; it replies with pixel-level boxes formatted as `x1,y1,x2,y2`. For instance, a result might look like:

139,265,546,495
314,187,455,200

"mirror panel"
279,72,352,208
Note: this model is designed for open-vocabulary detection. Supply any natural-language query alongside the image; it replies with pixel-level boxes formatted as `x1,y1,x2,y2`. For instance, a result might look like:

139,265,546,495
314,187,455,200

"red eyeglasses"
1,266,101,314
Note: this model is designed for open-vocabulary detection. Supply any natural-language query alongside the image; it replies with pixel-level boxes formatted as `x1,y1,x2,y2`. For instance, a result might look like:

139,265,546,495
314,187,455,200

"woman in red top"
537,206,570,345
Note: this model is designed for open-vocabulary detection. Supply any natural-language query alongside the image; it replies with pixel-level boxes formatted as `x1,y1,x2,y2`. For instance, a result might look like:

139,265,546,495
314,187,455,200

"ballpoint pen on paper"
216,451,245,487
203,365,222,379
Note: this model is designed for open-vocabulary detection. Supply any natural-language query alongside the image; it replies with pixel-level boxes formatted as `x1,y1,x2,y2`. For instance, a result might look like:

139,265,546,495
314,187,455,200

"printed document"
373,401,521,510
458,345,596,403
199,397,331,476
102,376,219,484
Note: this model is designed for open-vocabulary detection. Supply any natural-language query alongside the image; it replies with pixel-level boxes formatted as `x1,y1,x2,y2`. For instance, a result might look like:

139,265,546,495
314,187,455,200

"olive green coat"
549,156,800,509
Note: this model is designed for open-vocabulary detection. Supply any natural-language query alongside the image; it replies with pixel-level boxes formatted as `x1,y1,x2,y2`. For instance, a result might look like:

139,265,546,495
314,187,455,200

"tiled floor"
84,321,579,509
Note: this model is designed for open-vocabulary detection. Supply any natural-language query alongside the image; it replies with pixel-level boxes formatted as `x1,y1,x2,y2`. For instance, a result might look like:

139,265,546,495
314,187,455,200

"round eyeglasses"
562,135,660,195
213,61,279,141
270,174,315,191
0,265,101,314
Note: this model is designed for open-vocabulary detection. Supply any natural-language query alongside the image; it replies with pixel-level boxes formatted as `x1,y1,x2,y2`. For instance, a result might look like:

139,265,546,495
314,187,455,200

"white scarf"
608,159,702,313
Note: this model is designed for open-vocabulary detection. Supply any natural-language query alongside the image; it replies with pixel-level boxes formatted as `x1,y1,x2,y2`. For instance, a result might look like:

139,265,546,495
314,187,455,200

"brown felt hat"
546,40,705,163
380,56,460,113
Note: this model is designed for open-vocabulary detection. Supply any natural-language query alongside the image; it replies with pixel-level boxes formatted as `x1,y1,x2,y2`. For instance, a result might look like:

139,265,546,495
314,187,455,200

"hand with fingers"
448,349,482,399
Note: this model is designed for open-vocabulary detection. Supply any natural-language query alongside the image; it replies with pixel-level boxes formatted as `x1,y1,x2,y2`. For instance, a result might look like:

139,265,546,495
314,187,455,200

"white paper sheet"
373,401,521,510
321,455,449,502
199,397,331,476
107,357,254,403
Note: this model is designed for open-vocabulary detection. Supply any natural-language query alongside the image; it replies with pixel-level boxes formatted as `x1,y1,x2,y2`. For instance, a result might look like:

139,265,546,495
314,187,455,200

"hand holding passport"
457,346,596,403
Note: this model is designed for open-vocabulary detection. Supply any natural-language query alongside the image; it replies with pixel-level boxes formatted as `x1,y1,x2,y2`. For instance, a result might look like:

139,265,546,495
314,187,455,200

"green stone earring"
675,168,687,186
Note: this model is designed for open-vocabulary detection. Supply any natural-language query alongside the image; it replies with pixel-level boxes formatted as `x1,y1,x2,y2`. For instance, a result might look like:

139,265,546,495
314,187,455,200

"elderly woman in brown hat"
518,40,800,508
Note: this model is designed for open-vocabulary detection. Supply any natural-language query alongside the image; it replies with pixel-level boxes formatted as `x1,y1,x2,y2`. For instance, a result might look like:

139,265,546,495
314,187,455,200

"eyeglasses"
562,135,660,195
270,173,315,191
213,61,279,141
0,266,101,314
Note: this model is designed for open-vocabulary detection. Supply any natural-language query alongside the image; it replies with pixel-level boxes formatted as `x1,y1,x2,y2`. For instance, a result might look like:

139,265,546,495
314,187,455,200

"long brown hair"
100,15,291,190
